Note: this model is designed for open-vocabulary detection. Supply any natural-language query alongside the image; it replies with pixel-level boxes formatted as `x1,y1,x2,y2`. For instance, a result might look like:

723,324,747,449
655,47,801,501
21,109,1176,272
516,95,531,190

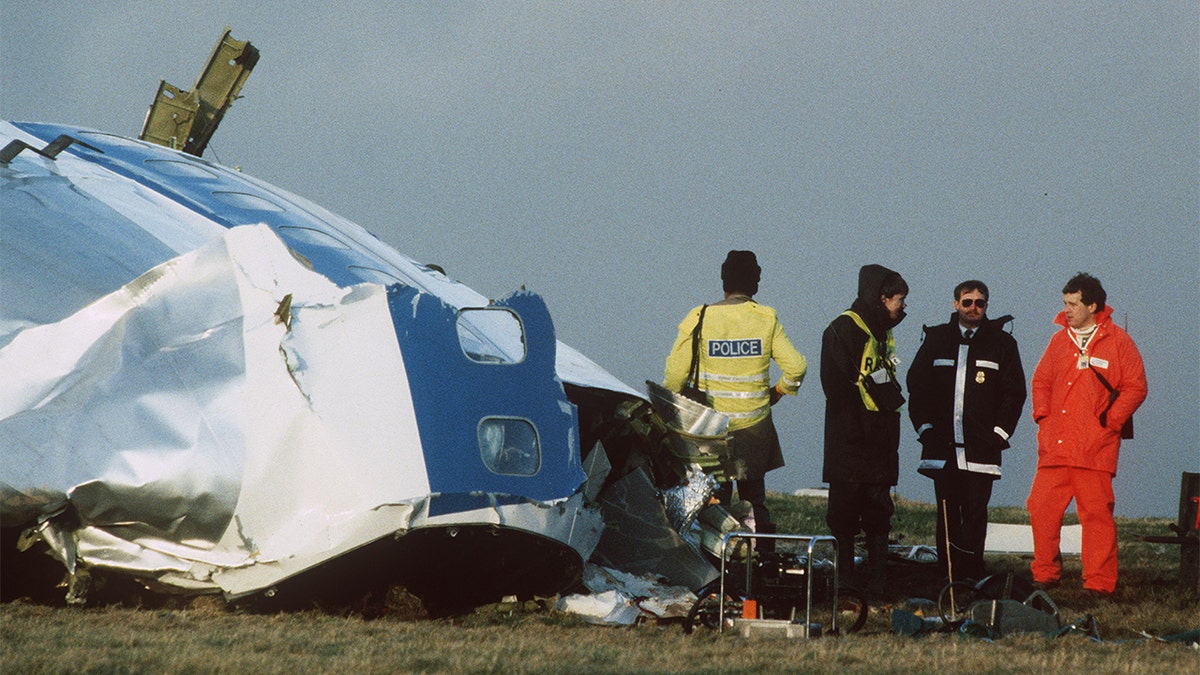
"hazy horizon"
3,2,1196,517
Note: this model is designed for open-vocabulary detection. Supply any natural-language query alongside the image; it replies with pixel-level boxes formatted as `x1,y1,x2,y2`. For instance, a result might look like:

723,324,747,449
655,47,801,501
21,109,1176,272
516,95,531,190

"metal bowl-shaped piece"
645,380,730,437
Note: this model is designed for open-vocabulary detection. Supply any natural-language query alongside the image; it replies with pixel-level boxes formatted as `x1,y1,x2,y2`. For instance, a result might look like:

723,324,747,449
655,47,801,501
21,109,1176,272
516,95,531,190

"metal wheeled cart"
716,532,846,637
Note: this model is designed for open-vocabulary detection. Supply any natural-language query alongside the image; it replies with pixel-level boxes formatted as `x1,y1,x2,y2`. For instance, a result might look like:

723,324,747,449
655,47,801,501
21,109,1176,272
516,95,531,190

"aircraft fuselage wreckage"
1,31,717,612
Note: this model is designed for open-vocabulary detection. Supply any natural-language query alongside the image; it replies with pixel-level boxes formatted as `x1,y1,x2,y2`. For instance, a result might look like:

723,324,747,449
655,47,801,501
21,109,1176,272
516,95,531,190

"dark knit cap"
722,250,761,295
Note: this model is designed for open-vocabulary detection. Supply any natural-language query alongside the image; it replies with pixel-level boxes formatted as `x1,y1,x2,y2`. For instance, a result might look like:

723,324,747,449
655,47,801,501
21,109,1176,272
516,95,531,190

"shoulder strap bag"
679,305,710,405
1089,364,1134,439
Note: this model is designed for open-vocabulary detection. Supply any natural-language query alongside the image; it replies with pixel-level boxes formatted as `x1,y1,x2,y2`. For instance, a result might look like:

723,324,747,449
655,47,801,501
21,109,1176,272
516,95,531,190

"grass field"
3,494,1197,673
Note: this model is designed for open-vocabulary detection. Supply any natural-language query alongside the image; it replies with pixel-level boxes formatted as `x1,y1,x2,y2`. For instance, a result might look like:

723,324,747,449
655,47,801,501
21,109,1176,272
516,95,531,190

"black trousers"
826,481,894,538
932,470,994,583
714,478,770,530
826,482,893,592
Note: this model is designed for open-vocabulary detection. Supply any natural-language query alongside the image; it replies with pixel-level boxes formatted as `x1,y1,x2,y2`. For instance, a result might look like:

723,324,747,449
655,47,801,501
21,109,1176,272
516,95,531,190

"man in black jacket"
821,264,908,597
906,280,1026,583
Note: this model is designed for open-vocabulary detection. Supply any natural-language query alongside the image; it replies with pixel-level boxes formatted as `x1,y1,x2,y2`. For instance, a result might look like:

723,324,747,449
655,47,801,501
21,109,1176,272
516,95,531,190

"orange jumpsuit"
1027,305,1147,593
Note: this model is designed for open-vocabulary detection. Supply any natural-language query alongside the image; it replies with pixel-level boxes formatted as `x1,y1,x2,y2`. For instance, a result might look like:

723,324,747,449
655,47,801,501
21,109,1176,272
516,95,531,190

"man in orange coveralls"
1027,273,1147,598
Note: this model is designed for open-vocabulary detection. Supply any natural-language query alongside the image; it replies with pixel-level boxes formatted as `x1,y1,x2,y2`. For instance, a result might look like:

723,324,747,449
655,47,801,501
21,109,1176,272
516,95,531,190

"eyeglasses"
960,298,988,308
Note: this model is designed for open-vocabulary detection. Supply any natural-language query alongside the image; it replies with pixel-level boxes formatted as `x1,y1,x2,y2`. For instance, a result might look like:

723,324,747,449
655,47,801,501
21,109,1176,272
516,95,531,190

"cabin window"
277,225,351,249
478,418,540,476
79,131,146,149
211,191,285,212
455,308,525,364
144,159,219,179
348,265,407,286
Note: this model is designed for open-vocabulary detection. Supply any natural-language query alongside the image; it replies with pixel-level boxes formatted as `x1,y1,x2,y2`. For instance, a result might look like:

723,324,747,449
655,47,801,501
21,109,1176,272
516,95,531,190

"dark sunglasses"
960,298,988,308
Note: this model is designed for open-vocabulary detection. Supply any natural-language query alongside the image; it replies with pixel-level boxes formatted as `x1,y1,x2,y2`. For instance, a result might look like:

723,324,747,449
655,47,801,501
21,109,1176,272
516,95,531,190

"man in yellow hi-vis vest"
821,264,908,599
664,250,807,536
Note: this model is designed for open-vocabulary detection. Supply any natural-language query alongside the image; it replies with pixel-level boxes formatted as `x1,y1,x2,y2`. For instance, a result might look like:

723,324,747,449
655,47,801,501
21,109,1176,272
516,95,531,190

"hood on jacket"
851,264,907,337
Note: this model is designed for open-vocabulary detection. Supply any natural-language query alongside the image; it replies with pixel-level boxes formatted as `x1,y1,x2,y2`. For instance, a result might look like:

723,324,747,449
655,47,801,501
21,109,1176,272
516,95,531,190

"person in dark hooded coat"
820,264,908,597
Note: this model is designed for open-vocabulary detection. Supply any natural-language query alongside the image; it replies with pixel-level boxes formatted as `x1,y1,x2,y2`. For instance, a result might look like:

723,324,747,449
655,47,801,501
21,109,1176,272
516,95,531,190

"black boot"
867,534,889,600
756,522,776,555
835,535,858,590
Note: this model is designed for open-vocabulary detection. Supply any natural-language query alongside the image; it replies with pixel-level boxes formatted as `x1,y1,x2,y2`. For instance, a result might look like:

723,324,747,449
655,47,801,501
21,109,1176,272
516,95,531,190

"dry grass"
2,494,1196,674
2,601,1195,674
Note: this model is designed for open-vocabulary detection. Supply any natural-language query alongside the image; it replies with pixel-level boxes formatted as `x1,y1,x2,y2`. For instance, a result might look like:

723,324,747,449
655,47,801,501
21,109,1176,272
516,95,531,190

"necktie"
965,329,974,341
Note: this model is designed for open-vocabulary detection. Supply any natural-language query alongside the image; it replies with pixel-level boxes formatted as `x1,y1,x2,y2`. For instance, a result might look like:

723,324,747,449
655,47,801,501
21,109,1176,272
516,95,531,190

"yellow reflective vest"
842,310,899,412
664,297,807,430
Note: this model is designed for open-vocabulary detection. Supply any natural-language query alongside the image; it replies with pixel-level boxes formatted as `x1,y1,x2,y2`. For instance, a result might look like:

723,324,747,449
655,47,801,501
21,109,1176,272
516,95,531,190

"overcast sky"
3,2,1196,518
